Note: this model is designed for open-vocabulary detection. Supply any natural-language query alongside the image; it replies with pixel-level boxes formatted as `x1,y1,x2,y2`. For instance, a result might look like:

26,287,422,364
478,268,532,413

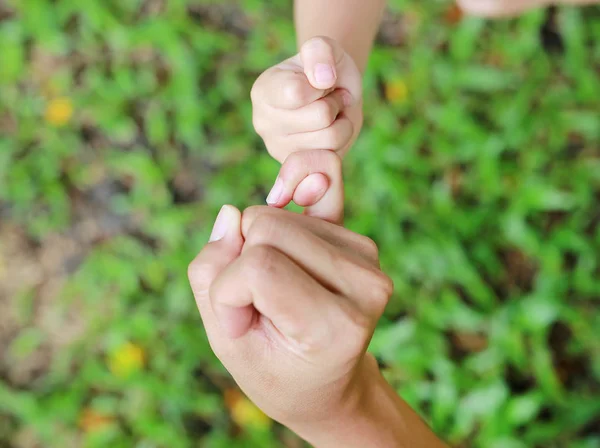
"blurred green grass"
0,0,599,447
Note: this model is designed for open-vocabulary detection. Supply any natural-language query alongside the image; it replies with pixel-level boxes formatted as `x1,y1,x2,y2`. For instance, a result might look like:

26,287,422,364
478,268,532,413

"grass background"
1,0,599,446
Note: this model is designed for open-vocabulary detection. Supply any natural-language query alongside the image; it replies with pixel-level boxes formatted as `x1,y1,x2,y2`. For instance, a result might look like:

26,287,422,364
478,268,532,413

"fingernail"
314,63,335,85
209,206,230,242
266,177,284,205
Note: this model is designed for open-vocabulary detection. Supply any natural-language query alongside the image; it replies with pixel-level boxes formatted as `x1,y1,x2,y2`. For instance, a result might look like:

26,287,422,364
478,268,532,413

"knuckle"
303,147,341,171
283,149,307,170
245,214,282,246
285,149,303,165
242,204,265,219
187,257,215,293
241,205,269,234
250,80,260,103
323,147,343,168
250,75,267,104
321,126,347,149
370,270,394,310
313,100,337,129
283,149,341,177
282,78,307,108
252,113,268,136
243,245,281,282
361,236,379,259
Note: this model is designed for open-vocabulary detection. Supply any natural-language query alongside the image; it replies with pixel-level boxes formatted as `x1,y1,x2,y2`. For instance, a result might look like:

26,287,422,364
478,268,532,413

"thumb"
300,36,339,90
188,205,249,337
300,36,363,106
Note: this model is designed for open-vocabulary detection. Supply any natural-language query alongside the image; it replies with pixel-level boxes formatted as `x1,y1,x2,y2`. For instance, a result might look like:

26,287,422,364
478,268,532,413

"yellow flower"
225,388,272,430
45,97,73,126
385,79,409,104
79,408,114,433
108,342,145,378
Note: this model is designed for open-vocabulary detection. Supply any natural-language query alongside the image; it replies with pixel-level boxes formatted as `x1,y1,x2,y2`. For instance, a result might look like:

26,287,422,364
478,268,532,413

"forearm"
289,356,448,448
294,0,385,73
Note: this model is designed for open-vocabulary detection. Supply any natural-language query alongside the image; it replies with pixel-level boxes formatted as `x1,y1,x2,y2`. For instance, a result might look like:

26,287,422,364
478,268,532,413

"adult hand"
265,149,344,225
251,36,363,163
188,204,447,447
188,201,390,420
187,199,400,442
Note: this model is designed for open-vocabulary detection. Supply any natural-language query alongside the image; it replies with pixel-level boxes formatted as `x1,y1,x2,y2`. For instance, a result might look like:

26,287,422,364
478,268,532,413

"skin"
251,35,364,165
267,149,345,225
294,0,386,73
253,0,600,172
193,0,598,445
188,202,447,447
188,152,447,446
255,0,600,214
251,0,385,167
457,0,599,17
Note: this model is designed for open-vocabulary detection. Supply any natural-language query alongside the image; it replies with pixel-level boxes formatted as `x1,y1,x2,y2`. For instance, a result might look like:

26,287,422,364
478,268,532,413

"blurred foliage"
0,0,599,447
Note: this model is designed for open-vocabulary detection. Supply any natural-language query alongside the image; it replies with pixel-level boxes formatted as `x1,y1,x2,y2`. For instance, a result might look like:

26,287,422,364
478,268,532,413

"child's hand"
251,36,363,164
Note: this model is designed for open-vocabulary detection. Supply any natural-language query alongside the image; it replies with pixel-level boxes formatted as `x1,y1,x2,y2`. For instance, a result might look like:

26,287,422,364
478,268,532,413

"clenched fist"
189,203,391,417
187,204,391,444
188,204,445,447
251,36,363,163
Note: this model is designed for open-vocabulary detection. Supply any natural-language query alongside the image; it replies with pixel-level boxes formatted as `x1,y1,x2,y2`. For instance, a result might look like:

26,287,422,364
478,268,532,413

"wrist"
294,0,385,73
286,355,401,447
288,355,447,448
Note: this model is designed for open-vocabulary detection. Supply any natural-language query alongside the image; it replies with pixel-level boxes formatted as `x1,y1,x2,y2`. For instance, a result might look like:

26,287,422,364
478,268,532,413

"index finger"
241,206,379,266
210,245,336,344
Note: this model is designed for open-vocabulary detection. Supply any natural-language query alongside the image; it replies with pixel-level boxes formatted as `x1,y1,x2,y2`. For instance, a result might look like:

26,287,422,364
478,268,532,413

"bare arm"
289,356,448,448
294,0,385,73
292,3,447,446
